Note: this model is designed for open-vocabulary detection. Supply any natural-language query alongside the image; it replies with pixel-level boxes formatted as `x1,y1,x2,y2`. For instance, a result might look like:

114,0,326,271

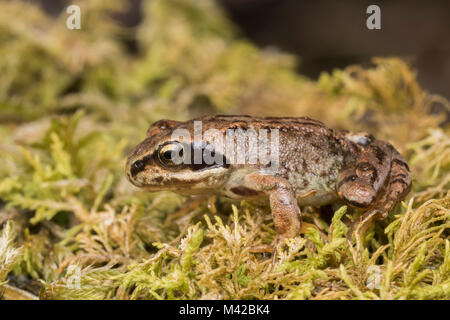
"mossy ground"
0,0,449,300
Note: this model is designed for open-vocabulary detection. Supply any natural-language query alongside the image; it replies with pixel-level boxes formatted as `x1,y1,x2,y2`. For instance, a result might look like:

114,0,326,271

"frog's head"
126,119,230,193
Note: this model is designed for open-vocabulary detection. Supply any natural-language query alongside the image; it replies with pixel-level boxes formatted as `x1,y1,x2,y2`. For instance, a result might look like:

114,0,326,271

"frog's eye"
157,142,184,167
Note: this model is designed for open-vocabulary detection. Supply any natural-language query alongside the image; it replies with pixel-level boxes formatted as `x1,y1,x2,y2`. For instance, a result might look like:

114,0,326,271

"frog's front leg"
355,145,412,230
243,172,302,259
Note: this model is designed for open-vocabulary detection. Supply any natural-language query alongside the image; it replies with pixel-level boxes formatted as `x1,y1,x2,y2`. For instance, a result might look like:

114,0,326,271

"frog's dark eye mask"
130,154,153,178
155,141,229,172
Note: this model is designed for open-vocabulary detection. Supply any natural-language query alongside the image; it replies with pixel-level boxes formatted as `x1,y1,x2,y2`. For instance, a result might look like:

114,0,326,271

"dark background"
35,0,450,99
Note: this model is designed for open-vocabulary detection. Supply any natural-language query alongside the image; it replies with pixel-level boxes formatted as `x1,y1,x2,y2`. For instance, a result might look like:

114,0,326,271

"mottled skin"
126,115,412,254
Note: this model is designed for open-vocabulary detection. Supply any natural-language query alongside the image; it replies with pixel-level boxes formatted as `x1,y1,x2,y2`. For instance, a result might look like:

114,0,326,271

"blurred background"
34,0,450,99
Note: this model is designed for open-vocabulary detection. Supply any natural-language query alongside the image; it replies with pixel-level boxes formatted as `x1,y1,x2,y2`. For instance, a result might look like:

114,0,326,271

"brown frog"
126,115,411,254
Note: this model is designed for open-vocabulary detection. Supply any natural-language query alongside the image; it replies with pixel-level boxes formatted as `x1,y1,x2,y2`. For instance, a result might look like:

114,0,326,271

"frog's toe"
347,209,382,242
249,236,287,264
249,243,274,253
300,221,320,234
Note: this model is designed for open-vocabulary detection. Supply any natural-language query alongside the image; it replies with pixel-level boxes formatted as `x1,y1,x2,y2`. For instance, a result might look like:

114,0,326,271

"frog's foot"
250,220,317,254
249,243,274,253
260,222,318,262
300,221,320,234
249,235,293,264
249,237,285,264
163,195,208,227
347,209,382,243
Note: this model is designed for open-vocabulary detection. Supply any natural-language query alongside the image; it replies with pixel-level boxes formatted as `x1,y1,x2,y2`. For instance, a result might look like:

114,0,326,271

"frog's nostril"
130,154,153,178
131,159,146,177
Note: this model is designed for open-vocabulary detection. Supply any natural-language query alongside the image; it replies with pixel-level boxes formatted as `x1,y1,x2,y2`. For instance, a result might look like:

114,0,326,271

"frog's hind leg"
346,144,412,241
378,147,412,215
337,140,393,209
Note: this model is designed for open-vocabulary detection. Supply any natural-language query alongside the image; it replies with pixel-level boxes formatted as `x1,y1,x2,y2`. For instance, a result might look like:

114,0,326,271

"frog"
125,115,411,255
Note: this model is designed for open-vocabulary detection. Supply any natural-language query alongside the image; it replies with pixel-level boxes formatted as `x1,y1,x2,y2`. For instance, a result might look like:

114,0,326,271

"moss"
0,221,22,288
0,0,448,300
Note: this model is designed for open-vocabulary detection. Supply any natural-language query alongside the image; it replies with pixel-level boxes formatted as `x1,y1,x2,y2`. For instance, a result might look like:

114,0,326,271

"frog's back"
192,115,357,202
194,114,356,169
194,114,329,132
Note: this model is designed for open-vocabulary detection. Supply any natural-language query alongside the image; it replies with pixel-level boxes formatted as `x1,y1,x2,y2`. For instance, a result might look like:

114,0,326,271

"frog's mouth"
126,149,229,186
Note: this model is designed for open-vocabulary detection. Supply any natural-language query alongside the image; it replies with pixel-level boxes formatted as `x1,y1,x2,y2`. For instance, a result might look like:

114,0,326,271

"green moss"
0,0,448,300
